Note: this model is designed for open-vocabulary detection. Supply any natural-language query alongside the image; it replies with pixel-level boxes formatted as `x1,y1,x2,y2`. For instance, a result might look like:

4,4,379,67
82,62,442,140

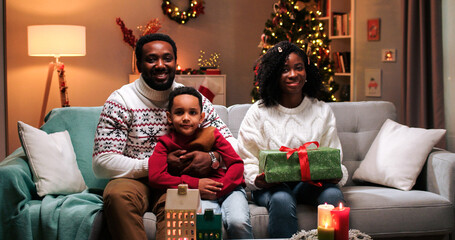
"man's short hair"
135,33,177,69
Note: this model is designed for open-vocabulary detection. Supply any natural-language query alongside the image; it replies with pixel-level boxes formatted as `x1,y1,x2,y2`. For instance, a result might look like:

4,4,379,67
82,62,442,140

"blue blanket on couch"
0,149,103,240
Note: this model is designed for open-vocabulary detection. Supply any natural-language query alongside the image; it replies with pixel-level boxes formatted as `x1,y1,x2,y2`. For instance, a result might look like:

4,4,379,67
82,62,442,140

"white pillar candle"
318,203,335,228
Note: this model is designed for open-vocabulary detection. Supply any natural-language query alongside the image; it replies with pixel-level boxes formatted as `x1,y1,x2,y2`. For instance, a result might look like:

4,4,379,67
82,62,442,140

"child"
148,86,253,239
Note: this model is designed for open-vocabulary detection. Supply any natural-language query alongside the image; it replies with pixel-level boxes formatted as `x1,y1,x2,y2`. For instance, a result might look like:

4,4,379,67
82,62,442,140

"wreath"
161,0,205,24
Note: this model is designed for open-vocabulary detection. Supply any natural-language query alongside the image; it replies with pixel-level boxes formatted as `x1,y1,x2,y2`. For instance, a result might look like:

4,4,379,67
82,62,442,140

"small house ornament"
164,184,201,240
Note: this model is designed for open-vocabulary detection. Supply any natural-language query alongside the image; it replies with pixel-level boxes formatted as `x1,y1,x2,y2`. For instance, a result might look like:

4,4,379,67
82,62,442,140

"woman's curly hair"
255,41,322,107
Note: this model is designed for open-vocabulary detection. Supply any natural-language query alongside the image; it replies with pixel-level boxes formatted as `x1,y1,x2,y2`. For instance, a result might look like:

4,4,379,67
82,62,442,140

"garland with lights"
161,0,205,24
252,0,339,102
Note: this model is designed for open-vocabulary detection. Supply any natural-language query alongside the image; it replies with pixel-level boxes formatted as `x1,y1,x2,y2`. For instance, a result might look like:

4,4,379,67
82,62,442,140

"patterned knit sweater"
92,76,234,179
237,96,348,191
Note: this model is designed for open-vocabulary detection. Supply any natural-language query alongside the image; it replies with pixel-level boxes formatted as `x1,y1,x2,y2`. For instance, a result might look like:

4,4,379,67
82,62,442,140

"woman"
237,41,348,238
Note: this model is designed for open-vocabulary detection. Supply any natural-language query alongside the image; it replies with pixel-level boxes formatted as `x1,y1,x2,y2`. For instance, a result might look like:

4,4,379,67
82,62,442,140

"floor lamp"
27,25,86,126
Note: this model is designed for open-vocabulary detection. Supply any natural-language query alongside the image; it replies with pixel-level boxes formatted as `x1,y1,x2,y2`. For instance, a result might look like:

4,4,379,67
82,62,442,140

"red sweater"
148,128,245,198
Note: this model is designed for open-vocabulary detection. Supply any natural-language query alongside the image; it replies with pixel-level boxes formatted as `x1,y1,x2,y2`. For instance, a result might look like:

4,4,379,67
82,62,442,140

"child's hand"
198,178,223,200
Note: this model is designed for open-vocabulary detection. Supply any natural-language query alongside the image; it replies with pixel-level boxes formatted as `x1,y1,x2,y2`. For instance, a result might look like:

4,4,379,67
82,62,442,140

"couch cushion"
18,121,87,196
213,105,228,127
328,101,397,186
40,106,109,189
227,104,252,138
247,186,454,239
352,119,446,191
343,186,454,238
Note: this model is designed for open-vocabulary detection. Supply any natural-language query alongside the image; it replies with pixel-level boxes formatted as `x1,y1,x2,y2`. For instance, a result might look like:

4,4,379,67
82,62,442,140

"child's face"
167,94,205,137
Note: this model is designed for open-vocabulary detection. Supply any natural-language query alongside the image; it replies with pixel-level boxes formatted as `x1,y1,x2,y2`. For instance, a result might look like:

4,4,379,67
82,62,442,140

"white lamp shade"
27,25,86,57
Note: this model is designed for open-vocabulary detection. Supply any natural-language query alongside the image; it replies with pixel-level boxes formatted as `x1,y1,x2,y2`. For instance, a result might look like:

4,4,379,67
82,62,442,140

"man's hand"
180,151,214,177
198,178,223,200
254,173,279,189
166,149,189,175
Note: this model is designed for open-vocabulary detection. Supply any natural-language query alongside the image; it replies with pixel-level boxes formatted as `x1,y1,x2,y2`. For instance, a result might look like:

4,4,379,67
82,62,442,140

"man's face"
139,41,176,91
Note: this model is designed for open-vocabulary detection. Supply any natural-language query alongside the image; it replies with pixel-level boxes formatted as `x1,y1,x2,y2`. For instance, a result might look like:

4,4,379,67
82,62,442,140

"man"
92,33,252,239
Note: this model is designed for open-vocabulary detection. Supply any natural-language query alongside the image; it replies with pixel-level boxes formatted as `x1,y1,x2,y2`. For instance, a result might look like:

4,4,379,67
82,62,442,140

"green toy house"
196,209,222,240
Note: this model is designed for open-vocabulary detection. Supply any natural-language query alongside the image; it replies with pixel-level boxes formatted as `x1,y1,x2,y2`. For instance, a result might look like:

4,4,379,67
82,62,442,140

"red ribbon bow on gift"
279,141,322,187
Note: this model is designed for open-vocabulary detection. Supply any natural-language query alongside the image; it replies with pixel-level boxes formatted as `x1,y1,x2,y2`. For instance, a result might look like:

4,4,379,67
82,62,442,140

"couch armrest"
0,148,37,232
426,149,455,204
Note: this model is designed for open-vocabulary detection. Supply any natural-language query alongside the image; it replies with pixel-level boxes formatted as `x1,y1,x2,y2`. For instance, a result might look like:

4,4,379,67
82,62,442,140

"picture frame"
367,18,380,41
365,68,381,97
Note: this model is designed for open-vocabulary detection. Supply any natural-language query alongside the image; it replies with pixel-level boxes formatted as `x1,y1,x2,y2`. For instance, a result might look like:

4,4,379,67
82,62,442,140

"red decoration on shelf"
115,17,162,49
116,18,137,49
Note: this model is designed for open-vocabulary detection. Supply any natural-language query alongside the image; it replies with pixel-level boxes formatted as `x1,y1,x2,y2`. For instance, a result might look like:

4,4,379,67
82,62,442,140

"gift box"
259,145,342,183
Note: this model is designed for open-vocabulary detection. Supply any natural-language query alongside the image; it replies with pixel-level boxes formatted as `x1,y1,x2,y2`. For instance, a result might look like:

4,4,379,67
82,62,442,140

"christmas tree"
253,0,339,102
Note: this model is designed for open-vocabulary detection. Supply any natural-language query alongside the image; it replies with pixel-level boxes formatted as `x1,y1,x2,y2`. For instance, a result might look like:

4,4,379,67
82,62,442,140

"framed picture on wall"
367,18,380,41
365,68,382,97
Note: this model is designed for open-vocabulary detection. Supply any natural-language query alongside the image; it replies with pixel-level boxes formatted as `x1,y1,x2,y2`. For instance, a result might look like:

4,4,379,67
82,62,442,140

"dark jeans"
252,182,345,238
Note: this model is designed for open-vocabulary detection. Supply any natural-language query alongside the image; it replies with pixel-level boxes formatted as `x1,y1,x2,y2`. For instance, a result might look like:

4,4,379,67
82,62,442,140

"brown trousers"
103,178,167,240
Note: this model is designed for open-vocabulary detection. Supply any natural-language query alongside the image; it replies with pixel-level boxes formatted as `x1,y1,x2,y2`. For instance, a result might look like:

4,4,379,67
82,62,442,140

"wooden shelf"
327,0,355,101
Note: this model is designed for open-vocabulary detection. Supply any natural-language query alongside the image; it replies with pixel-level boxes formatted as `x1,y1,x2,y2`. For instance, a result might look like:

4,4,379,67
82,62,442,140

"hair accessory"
278,47,283,53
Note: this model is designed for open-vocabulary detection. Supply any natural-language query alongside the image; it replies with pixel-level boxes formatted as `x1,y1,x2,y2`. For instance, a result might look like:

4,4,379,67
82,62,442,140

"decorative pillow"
352,119,446,191
17,121,87,196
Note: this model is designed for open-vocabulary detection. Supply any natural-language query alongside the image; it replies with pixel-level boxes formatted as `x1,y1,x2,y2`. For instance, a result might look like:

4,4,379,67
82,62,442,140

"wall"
6,0,277,154
442,0,455,152
353,0,403,120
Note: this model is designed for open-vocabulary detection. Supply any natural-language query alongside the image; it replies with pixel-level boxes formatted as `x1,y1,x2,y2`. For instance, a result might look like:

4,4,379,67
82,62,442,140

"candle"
331,202,350,240
318,203,335,228
318,222,334,240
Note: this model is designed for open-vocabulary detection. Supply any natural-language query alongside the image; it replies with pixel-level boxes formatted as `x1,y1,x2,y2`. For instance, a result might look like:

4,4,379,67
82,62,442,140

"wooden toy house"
164,184,201,240
196,209,222,240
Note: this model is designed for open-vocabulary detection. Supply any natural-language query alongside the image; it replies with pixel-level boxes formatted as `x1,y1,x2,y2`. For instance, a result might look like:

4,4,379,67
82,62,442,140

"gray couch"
2,101,453,240
209,101,454,240
139,101,455,239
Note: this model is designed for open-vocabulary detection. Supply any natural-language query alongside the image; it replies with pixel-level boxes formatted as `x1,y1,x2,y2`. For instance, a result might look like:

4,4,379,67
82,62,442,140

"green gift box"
259,146,342,183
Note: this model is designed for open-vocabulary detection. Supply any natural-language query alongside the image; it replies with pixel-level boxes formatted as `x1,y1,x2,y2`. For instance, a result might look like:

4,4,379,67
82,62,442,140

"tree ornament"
162,0,205,24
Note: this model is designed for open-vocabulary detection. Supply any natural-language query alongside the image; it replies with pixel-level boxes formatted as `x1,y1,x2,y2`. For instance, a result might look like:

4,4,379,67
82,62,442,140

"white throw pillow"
17,121,87,196
352,119,446,191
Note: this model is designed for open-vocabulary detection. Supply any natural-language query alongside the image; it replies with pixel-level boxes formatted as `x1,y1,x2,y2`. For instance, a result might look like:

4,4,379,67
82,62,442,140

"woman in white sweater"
237,41,348,238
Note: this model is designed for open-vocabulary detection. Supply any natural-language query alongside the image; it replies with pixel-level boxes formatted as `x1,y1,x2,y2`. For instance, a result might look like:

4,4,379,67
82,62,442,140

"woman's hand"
254,173,279,189
198,178,223,200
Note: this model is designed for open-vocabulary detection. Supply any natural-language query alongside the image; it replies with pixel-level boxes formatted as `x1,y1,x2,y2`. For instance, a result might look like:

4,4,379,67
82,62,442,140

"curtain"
401,0,445,136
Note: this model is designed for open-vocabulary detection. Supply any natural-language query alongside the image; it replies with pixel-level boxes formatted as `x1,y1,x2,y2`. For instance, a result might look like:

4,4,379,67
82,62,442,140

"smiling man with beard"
92,33,246,240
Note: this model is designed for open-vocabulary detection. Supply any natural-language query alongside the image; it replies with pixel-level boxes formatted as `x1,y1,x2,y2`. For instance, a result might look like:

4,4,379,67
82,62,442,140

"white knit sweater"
92,76,234,179
237,97,348,191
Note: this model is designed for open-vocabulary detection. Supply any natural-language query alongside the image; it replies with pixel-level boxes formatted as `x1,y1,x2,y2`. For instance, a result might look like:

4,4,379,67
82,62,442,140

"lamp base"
39,61,70,126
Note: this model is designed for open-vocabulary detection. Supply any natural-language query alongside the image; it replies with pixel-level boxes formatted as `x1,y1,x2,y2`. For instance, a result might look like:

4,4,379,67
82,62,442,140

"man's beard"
143,72,175,91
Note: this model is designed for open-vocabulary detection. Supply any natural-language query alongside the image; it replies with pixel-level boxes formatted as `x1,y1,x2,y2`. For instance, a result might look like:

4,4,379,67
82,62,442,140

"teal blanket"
0,149,103,240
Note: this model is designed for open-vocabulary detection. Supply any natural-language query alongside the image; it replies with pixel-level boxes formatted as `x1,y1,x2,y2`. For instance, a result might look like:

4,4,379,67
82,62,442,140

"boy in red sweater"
148,86,253,239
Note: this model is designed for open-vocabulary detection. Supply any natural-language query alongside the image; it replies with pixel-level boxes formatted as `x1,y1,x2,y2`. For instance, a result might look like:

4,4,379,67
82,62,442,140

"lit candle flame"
177,65,181,70
325,222,328,228
339,202,343,209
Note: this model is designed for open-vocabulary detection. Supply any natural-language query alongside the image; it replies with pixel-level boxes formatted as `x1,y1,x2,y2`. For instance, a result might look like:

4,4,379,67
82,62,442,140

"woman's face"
279,52,307,96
